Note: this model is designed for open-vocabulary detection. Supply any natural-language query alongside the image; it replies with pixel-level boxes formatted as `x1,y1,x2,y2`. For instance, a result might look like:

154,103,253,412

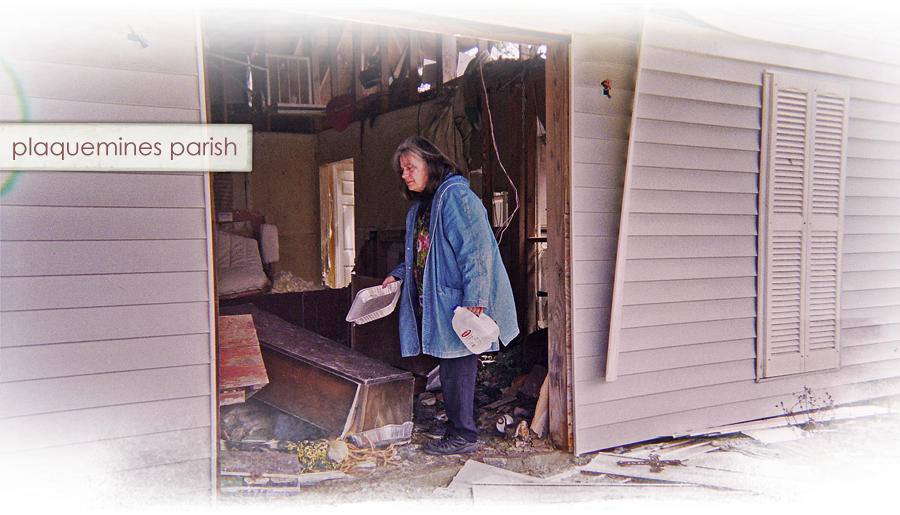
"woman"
383,136,519,455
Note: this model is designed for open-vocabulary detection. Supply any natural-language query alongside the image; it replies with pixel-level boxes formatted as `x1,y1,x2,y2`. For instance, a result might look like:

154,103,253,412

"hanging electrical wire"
478,56,520,243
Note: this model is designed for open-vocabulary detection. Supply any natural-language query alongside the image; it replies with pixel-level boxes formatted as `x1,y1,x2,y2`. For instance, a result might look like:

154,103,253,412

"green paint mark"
1,56,31,197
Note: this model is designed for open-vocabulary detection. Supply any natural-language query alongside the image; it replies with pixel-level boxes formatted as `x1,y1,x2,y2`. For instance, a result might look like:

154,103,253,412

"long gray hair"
392,136,459,200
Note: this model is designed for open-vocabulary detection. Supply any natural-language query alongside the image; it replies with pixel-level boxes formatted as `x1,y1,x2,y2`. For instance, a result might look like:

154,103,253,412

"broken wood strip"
773,442,900,488
472,482,770,510
581,452,813,493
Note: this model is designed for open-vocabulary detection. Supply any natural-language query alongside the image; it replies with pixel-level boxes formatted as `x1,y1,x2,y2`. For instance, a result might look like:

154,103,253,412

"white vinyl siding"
759,71,849,378
0,8,215,503
580,10,900,454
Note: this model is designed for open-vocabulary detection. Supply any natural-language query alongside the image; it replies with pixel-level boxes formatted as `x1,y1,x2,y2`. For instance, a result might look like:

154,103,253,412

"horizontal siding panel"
631,167,758,194
1,365,210,418
573,259,617,286
849,118,900,143
623,256,756,282
4,4,194,38
842,288,900,310
643,15,900,94
842,322,900,347
0,22,199,75
844,216,900,235
621,277,756,306
844,234,900,253
572,33,640,65
843,252,900,273
0,94,200,123
1,396,211,452
842,305,900,329
572,211,620,237
573,282,614,310
573,307,612,336
0,172,206,208
0,206,207,241
847,138,900,161
847,156,900,179
572,236,618,262
845,177,900,198
573,136,629,166
0,301,210,347
573,60,637,92
636,94,761,130
571,163,624,189
573,111,631,141
1,239,209,277
1,272,209,311
845,197,900,217
576,339,756,378
639,69,761,108
0,57,200,110
629,190,758,215
617,318,757,353
625,235,757,259
842,270,900,291
572,186,623,213
4,458,209,510
572,85,634,117
631,142,759,172
5,427,211,475
1,333,210,382
628,213,757,236
621,298,756,329
640,44,763,85
634,118,759,151
843,340,900,366
851,98,900,125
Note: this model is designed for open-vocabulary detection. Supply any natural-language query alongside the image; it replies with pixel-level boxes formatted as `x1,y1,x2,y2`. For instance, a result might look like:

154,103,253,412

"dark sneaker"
422,435,477,455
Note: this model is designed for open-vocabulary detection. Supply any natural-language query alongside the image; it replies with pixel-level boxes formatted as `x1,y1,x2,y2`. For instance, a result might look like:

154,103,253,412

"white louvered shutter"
761,72,848,378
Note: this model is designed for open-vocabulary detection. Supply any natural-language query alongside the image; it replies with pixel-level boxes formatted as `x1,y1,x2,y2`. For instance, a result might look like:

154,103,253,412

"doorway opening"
320,158,356,288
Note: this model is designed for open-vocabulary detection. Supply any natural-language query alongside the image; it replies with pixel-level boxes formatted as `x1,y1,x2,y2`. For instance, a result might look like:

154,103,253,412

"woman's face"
400,152,429,193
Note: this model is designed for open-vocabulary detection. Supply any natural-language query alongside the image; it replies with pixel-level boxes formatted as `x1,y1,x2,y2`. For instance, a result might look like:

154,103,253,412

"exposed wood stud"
379,26,391,111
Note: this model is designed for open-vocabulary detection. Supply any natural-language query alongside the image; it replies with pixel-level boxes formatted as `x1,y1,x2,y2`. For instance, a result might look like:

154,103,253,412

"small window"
758,71,850,379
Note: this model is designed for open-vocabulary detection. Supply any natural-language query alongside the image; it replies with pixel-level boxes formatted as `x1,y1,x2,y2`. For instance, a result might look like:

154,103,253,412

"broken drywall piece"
582,453,846,495
472,483,769,511
742,425,804,444
436,460,545,499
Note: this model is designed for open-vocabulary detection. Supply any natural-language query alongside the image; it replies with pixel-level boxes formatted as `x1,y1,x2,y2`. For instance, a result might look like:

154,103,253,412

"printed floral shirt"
413,198,432,314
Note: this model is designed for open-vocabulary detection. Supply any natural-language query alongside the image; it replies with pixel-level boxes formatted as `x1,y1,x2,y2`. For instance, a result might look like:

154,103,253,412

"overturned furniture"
222,304,414,438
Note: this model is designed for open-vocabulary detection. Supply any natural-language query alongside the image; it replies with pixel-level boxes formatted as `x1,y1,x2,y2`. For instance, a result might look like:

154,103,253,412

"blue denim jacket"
390,174,519,358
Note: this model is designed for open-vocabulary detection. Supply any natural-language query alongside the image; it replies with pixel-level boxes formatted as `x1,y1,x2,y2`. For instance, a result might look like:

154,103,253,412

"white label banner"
0,124,252,172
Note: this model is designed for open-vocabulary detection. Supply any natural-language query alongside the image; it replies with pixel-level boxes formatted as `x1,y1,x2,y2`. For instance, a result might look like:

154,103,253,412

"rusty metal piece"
616,453,683,473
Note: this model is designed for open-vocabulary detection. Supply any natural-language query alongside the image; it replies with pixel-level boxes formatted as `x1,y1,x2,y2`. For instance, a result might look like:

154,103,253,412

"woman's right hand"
382,276,398,288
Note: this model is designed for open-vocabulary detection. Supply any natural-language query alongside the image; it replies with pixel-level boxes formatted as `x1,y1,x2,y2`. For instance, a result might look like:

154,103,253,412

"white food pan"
345,280,402,324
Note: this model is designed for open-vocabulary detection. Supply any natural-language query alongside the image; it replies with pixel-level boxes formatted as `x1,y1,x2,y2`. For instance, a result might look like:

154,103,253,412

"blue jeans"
439,353,479,442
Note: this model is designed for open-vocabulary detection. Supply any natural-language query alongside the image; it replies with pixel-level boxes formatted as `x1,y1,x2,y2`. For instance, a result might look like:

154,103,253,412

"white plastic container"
345,280,402,324
452,306,500,354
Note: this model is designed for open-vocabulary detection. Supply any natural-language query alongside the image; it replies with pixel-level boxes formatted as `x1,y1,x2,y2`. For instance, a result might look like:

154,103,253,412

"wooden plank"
217,314,268,405
545,40,573,451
